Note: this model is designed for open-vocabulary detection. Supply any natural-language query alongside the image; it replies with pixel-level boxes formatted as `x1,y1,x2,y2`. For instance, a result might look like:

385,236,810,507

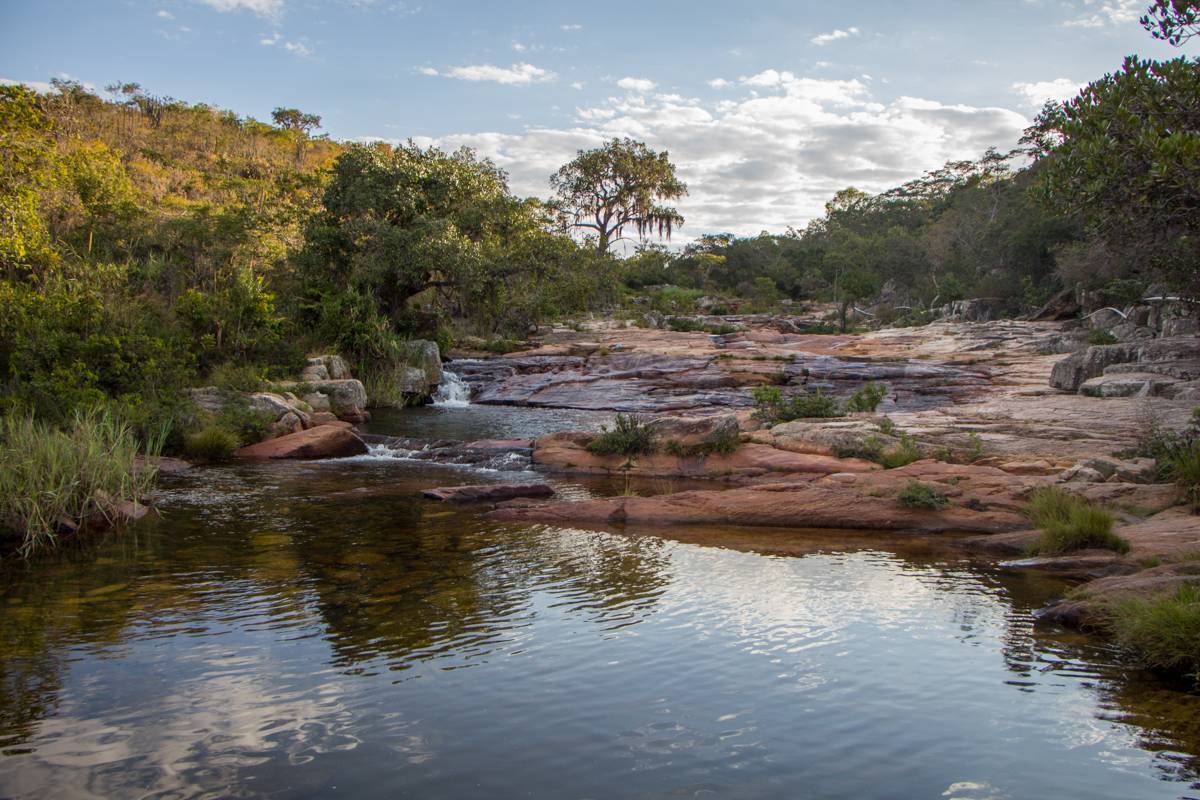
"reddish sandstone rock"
235,423,366,460
422,483,554,503
531,434,881,479
491,479,1025,534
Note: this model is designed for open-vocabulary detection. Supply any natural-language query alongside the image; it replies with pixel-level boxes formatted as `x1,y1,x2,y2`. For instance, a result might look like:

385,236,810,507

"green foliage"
1108,584,1200,680
182,423,241,461
586,414,658,457
663,426,742,458
207,363,267,393
878,432,923,469
1137,411,1200,506
846,382,887,413
0,408,161,557
551,137,687,254
1024,487,1128,555
1029,55,1200,294
898,480,949,510
1087,329,1119,346
751,385,842,422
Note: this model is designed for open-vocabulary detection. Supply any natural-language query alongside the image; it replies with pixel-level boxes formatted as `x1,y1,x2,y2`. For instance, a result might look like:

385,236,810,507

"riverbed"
2,405,1200,799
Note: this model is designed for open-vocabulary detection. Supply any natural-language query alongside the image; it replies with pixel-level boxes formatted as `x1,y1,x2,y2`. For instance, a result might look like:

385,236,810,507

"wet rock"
235,423,367,460
422,483,554,503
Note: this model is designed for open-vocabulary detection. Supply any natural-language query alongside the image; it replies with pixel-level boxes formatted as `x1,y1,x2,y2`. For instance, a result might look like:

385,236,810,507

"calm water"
2,411,1200,799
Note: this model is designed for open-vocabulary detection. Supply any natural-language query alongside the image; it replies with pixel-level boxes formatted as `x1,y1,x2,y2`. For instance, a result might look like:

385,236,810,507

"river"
1,405,1199,799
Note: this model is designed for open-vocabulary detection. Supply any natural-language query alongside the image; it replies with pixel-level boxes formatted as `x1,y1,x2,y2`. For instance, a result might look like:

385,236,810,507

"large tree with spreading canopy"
550,137,686,255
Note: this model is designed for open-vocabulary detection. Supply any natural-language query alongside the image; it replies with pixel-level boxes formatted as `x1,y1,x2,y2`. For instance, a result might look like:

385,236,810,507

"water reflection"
1,459,1199,799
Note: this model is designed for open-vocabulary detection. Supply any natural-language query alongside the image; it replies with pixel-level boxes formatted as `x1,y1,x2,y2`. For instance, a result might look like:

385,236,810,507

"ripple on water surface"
1,455,1200,799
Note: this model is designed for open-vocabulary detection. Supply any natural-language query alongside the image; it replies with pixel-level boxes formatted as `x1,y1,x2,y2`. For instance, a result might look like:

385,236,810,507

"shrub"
898,480,949,510
1024,487,1128,555
666,317,705,332
664,426,742,458
879,432,922,469
0,408,161,557
207,363,267,392
1088,329,1119,346
846,382,887,413
217,404,274,446
1107,584,1200,679
834,436,884,462
876,416,896,435
182,423,241,461
752,385,843,423
586,414,658,457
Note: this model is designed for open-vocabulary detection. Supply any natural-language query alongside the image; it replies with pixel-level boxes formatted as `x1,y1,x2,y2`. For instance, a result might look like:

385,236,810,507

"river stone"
301,362,330,382
421,483,555,503
303,392,331,412
235,423,366,460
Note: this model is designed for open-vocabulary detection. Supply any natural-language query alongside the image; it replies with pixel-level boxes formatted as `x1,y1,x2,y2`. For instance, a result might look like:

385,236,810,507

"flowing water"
2,406,1200,799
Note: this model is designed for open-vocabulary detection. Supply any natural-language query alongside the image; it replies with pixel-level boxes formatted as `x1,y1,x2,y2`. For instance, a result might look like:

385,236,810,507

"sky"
0,0,1191,242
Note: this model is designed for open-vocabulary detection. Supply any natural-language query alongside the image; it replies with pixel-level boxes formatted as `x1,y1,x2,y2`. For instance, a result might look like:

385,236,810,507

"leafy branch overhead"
550,137,687,254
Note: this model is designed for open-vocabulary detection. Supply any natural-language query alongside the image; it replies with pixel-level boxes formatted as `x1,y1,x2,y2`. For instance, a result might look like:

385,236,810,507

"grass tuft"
1107,584,1200,679
0,408,162,557
586,414,658,457
897,480,949,510
1024,486,1128,555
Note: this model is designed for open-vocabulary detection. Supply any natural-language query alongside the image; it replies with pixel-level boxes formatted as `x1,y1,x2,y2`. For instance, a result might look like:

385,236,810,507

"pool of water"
2,435,1200,798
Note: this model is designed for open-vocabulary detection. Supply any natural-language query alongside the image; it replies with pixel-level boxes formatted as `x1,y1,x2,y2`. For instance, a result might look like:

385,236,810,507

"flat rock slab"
422,483,555,503
236,423,366,460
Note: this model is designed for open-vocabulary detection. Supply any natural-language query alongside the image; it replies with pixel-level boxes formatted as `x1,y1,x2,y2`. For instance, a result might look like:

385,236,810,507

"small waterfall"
432,370,471,407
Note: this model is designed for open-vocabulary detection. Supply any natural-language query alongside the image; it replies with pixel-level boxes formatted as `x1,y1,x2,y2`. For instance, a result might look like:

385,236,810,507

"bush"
217,403,274,446
898,480,949,510
834,436,884,462
879,432,922,469
586,414,658,457
182,423,241,461
1087,329,1119,346
1024,486,1128,554
207,363,267,393
664,425,742,458
0,408,161,557
846,382,887,413
752,385,842,423
1107,584,1200,679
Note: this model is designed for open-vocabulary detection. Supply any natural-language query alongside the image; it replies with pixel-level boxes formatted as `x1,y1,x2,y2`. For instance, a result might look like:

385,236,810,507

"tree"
1030,55,1200,293
1142,0,1200,46
271,107,321,165
550,137,686,255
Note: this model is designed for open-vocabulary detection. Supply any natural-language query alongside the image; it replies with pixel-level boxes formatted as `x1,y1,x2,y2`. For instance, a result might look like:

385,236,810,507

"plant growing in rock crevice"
898,480,949,510
1106,584,1200,681
586,414,658,457
1024,487,1128,555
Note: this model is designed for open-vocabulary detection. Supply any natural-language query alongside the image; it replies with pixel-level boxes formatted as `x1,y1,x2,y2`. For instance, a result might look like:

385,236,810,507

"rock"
491,472,1025,534
184,386,226,414
1079,372,1179,398
235,423,367,460
401,340,443,387
1163,318,1200,338
1090,308,1125,331
308,411,341,426
532,434,880,479
303,392,331,412
1077,458,1118,479
568,342,603,357
996,460,1056,476
1108,322,1155,342
272,411,304,436
421,483,555,503
133,455,191,475
248,392,293,419
1029,288,1080,322
650,414,742,447
301,362,330,382
1058,465,1106,484
1049,336,1200,392
275,379,368,421
1113,458,1157,484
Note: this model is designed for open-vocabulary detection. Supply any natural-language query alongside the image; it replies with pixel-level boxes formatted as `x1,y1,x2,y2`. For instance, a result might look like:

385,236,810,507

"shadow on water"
1,453,1199,799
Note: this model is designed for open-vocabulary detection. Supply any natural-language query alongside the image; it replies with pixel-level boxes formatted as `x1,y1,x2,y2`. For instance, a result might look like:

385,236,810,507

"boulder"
235,423,367,460
1079,372,1178,398
401,339,443,387
650,414,742,447
1163,318,1200,338
422,483,554,503
1029,288,1080,322
1049,337,1200,392
303,392,331,412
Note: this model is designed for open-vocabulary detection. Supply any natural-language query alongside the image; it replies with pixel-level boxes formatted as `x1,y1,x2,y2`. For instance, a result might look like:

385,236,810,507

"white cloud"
512,41,527,52
561,23,582,31
616,76,656,92
811,26,860,46
156,9,174,18
1012,77,1084,107
708,78,732,89
1063,0,1142,28
259,31,310,56
0,77,55,93
428,62,554,85
570,81,585,90
418,66,439,76
390,71,1029,240
195,0,283,18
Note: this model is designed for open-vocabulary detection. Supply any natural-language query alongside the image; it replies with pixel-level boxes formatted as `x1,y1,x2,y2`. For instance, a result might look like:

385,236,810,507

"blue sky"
0,0,1189,239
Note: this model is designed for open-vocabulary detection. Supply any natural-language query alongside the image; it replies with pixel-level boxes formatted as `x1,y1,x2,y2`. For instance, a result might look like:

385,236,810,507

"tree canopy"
550,137,687,254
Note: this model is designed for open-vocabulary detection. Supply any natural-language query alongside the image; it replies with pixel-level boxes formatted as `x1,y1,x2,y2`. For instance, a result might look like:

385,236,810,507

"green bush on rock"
898,480,949,510
1107,584,1200,680
1024,487,1128,555
586,414,658,457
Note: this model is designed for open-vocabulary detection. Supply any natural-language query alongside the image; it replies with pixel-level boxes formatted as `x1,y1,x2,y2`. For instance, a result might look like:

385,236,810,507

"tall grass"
586,414,658,457
0,409,162,557
1024,486,1129,555
1108,584,1200,679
